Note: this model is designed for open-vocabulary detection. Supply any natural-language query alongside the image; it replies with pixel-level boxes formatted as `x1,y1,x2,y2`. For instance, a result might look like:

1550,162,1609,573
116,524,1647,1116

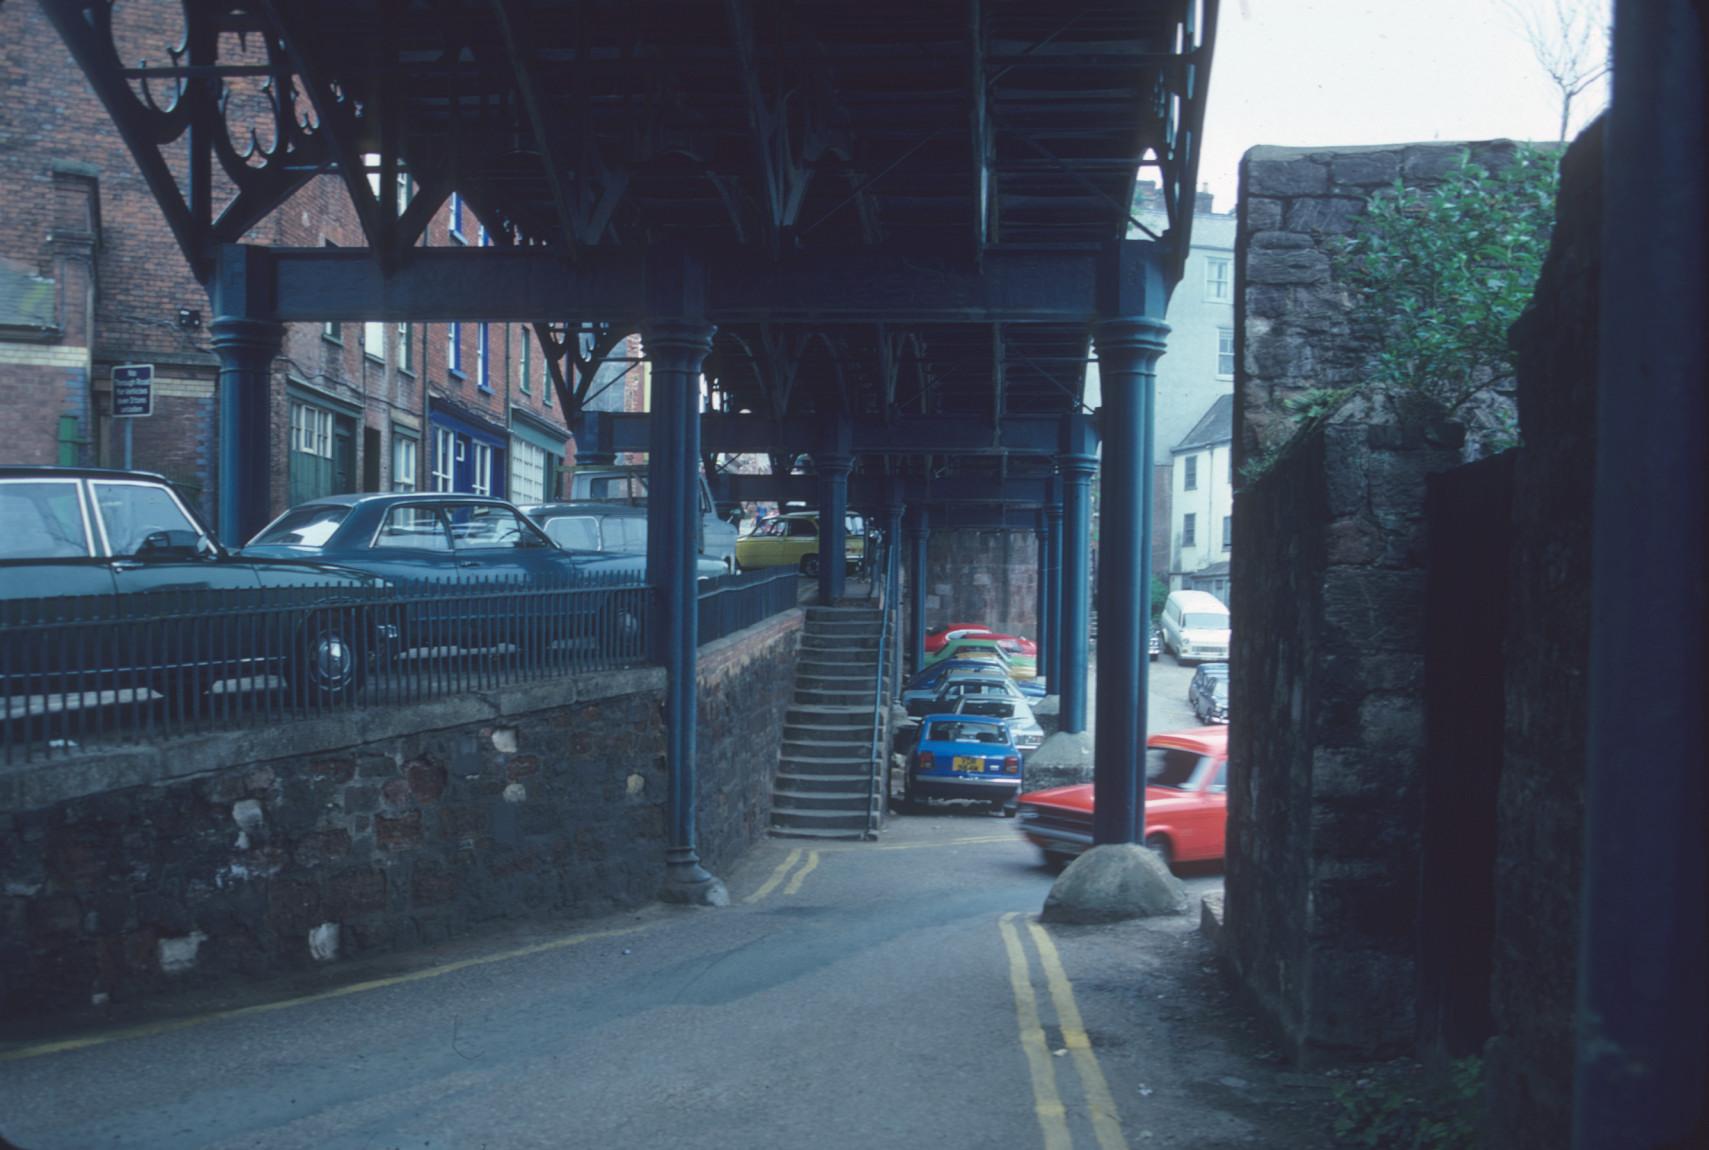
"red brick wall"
1,2,575,524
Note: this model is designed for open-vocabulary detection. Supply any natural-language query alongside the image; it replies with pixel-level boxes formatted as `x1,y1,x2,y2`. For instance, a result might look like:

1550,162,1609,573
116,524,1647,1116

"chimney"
1195,183,1215,216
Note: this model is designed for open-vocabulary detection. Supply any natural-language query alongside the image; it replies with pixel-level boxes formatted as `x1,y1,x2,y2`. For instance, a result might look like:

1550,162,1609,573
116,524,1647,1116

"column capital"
209,316,284,354
816,452,854,477
1093,315,1171,356
641,320,716,357
1057,452,1099,479
1044,503,1064,523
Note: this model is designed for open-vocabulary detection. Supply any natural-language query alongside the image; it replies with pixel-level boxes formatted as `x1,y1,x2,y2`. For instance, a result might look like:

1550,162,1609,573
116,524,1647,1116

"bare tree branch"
1502,0,1613,141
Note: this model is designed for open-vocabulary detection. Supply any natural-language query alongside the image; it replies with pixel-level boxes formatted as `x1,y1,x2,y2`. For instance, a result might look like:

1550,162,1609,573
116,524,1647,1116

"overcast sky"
1192,0,1612,210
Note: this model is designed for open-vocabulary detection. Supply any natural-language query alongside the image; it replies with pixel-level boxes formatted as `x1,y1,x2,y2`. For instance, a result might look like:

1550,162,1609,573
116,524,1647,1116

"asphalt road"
0,656,1249,1150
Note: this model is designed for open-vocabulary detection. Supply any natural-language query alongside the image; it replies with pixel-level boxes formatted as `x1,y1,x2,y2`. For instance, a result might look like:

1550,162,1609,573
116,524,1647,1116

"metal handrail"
863,557,894,838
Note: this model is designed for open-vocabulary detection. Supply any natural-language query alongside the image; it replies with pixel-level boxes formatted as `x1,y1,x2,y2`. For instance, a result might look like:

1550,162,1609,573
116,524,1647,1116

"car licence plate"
953,756,984,774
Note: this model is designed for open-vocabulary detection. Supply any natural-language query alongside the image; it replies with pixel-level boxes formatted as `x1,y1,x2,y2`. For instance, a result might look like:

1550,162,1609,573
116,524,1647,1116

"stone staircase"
770,605,891,839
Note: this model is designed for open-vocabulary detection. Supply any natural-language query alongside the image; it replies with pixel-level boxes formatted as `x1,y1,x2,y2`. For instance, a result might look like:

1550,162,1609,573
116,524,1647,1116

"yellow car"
734,512,865,576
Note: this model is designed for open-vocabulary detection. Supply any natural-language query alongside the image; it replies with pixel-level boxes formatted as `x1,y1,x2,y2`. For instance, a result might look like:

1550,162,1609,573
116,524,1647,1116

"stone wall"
924,529,1040,639
695,609,804,875
0,613,801,1017
1227,140,1496,1060
1483,122,1602,1150
1237,139,1524,471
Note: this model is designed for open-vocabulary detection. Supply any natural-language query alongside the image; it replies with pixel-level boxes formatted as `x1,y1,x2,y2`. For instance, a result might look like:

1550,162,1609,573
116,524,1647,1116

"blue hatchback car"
906,713,1024,815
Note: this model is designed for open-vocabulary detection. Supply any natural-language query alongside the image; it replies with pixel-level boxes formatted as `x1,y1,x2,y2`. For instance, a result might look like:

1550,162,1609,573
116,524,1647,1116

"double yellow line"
999,912,1128,1150
742,848,821,903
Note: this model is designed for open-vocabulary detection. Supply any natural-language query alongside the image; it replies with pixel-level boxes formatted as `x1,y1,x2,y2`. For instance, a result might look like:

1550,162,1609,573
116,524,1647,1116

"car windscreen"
250,505,348,548
958,700,1015,718
1184,613,1230,630
924,720,1008,746
602,516,647,553
1147,747,1214,789
543,516,600,551
0,480,90,558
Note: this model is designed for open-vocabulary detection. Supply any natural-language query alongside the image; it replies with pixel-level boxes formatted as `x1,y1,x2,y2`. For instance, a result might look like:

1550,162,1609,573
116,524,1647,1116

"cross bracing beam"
712,474,1052,508
575,411,1065,457
230,239,1165,325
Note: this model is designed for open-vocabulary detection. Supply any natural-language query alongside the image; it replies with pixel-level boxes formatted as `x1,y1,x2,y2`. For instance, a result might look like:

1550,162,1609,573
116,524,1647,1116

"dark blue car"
906,712,1024,815
243,493,648,657
900,658,1045,710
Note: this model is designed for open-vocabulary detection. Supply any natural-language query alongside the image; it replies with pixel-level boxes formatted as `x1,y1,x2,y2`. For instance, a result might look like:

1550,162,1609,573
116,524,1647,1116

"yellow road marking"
1000,912,1073,1150
1028,920,1129,1150
871,834,1017,852
0,922,650,1064
782,850,821,895
743,848,803,904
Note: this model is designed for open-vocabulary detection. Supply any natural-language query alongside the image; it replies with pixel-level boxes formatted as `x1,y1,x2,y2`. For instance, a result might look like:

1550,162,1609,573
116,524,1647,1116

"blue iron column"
1044,484,1063,695
644,318,722,904
816,452,853,602
1056,415,1098,733
884,501,905,605
1091,317,1169,845
1034,511,1050,683
210,247,283,544
906,504,930,674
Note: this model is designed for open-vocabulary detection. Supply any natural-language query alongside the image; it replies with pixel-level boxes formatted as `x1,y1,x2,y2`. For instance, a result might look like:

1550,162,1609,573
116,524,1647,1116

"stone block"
1330,151,1400,187
1245,157,1329,198
1246,246,1330,286
1285,197,1367,235
1244,197,1284,231
1041,844,1189,923
342,785,377,814
1249,230,1316,251
308,758,355,783
325,868,387,916
406,758,447,803
380,777,411,808
374,811,424,851
1325,516,1384,565
1401,145,1467,183
292,829,352,869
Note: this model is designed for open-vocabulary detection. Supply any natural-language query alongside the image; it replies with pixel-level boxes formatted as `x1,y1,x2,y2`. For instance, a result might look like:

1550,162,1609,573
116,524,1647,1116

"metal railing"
696,568,800,646
864,567,895,837
1,572,648,764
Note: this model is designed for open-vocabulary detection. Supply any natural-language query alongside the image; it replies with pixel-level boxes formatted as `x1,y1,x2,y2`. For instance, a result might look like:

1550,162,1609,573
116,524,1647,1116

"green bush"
1331,1057,1484,1150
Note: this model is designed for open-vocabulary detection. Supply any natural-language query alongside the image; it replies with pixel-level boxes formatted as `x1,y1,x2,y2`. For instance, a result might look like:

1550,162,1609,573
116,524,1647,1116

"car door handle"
457,560,481,568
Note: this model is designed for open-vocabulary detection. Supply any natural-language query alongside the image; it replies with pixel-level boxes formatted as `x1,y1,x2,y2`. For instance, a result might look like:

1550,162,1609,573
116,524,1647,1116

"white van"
1160,589,1231,665
566,465,738,572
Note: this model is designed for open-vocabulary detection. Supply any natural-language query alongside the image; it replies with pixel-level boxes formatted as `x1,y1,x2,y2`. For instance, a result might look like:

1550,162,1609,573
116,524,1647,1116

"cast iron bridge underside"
44,0,1217,501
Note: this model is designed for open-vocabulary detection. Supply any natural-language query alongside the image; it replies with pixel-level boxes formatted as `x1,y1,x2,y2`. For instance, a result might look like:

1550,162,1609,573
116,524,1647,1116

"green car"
920,636,1037,680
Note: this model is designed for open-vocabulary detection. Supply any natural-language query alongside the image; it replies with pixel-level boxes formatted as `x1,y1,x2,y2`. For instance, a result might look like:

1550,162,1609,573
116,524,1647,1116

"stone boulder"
1040,844,1189,923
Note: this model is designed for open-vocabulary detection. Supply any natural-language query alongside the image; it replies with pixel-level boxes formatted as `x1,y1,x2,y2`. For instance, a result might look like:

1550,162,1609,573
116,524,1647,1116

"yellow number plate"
954,756,984,774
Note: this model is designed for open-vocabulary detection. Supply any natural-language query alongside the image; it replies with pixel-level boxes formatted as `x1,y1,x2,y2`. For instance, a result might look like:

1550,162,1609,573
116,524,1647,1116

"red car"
1015,726,1228,870
924,623,1038,658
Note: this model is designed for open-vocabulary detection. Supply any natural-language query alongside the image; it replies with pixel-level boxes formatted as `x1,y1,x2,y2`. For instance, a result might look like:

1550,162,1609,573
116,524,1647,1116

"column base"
661,851,729,906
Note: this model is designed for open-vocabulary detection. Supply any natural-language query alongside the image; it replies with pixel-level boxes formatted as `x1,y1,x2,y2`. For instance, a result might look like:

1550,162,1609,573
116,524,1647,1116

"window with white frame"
1183,454,1198,491
1205,256,1232,302
471,442,493,496
432,427,456,491
449,323,463,377
1222,515,1232,550
510,439,546,505
542,351,553,405
477,324,491,391
518,330,531,394
398,323,414,374
392,433,418,492
1217,327,1235,378
1182,512,1197,548
290,401,334,458
363,321,386,361
449,193,466,243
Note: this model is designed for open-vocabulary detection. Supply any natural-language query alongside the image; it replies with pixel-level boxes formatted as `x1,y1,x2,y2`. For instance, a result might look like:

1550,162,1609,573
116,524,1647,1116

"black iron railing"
1,572,648,764
696,568,800,646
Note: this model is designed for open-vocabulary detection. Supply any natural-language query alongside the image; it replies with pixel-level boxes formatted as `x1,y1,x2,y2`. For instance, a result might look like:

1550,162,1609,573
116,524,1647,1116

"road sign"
112,364,154,418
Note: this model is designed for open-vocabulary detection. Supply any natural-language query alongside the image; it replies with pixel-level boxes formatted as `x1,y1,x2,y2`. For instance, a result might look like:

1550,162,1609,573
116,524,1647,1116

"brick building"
0,3,601,533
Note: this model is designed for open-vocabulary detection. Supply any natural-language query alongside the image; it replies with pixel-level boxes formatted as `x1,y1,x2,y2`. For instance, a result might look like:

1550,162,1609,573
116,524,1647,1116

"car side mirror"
137,529,205,559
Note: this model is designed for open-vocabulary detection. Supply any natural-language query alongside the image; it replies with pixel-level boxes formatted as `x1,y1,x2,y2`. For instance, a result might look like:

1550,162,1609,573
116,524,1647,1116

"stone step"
798,674,880,691
794,691,880,709
768,824,871,841
769,806,875,834
773,787,872,811
806,607,884,622
775,770,872,792
782,718,870,739
783,732,872,752
780,755,875,776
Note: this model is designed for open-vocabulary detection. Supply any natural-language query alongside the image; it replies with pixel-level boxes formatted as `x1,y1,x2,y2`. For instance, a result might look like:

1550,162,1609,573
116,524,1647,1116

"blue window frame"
449,193,465,243
477,324,491,392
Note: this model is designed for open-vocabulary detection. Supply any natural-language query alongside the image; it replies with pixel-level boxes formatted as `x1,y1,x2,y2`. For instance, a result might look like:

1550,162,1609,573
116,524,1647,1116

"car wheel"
292,610,366,705
800,554,821,578
1145,833,1174,872
1042,849,1073,871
